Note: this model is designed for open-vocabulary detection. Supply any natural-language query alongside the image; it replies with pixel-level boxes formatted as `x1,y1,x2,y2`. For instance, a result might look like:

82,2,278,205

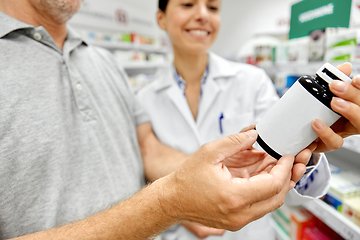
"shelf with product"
303,199,360,240
82,32,173,71
87,39,170,54
69,24,173,71
76,29,173,90
258,61,360,82
272,201,348,240
111,49,171,91
241,27,360,79
270,218,290,240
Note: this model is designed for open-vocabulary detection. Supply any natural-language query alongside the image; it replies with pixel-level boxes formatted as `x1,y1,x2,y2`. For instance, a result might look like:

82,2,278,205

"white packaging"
287,36,310,64
256,63,352,159
325,45,357,62
325,27,357,49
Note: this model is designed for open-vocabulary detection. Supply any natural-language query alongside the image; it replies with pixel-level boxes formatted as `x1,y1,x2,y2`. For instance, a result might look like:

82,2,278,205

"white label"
256,81,341,157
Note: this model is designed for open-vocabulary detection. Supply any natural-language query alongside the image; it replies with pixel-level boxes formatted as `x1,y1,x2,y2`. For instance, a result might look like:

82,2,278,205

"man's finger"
294,148,312,165
291,163,307,183
234,154,294,205
240,124,256,133
197,130,258,164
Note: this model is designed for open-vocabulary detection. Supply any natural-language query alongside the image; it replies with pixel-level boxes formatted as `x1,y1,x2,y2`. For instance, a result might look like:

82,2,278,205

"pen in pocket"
219,113,224,134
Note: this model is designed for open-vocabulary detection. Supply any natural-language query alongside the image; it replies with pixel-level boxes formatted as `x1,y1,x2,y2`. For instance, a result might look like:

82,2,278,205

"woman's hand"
310,63,360,153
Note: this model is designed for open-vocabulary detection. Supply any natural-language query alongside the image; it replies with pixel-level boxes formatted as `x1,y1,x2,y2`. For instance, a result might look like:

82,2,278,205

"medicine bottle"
255,63,352,160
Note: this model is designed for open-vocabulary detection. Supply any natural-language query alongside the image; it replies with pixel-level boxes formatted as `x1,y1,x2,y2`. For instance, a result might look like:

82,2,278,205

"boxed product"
324,27,358,62
272,204,293,236
302,226,331,240
288,36,310,64
309,29,326,61
325,28,357,49
325,46,357,62
342,197,360,227
324,171,360,212
121,33,132,43
351,0,360,28
290,208,314,240
255,45,273,64
273,73,301,97
273,42,289,64
313,216,344,240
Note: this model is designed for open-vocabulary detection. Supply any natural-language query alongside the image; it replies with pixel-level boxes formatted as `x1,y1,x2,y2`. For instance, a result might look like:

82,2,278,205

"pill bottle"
255,63,352,160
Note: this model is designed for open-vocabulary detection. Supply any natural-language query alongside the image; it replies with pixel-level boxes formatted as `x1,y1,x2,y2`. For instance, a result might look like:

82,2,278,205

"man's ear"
157,9,167,31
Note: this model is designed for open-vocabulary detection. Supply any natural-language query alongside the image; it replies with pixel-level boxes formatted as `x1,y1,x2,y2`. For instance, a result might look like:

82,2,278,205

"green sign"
289,0,352,39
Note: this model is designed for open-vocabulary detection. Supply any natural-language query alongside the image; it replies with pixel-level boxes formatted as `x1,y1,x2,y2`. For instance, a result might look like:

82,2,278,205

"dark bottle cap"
298,63,352,115
298,75,337,113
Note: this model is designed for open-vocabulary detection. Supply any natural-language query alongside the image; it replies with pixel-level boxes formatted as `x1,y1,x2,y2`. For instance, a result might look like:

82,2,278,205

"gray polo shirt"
0,11,149,239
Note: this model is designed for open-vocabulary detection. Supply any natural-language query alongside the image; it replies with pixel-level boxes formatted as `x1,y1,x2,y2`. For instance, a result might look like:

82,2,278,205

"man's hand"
241,124,308,183
181,222,225,239
13,130,296,240
310,63,360,152
158,130,296,231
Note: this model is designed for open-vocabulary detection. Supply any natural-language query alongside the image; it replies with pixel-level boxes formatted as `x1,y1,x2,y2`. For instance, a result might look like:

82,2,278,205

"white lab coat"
137,52,331,240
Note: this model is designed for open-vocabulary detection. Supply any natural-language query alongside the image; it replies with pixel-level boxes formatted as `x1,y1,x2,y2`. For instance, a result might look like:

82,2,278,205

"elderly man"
0,0,359,239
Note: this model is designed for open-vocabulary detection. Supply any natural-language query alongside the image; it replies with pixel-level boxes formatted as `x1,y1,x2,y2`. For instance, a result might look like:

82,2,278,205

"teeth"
189,30,208,36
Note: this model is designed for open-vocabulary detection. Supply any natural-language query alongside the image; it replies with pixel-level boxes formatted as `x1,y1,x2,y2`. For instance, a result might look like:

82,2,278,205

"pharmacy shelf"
87,40,170,54
270,218,290,240
258,61,360,78
303,199,360,240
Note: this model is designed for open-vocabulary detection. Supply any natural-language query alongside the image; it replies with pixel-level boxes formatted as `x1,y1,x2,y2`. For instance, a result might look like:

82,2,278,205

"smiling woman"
157,0,220,57
156,0,221,121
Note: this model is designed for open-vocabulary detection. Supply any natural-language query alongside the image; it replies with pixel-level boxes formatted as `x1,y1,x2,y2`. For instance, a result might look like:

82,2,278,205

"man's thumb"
196,130,258,163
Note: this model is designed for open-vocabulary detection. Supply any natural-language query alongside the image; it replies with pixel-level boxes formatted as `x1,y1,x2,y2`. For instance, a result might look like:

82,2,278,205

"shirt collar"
66,25,88,46
172,62,209,97
0,10,88,52
0,11,33,38
172,62,209,88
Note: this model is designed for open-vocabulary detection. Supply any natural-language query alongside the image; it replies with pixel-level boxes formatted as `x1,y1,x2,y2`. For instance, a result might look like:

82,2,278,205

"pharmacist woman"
137,0,356,240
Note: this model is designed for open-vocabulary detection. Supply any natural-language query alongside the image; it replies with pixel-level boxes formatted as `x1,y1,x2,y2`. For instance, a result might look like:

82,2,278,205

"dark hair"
159,0,168,12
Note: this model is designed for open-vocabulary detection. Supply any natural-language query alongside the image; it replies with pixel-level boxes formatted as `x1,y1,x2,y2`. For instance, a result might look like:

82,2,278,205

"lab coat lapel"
162,72,203,145
197,52,241,127
196,73,220,127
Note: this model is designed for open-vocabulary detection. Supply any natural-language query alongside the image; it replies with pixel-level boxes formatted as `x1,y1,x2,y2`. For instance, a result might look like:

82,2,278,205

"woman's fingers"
312,119,344,152
331,98,360,132
331,78,360,107
336,62,352,77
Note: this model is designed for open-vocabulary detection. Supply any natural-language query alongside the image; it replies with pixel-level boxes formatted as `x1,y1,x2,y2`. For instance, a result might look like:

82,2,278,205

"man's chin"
30,0,82,23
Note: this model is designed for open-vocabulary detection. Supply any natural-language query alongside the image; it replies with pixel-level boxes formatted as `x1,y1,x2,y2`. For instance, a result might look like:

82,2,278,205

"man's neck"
173,49,208,85
0,0,67,50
